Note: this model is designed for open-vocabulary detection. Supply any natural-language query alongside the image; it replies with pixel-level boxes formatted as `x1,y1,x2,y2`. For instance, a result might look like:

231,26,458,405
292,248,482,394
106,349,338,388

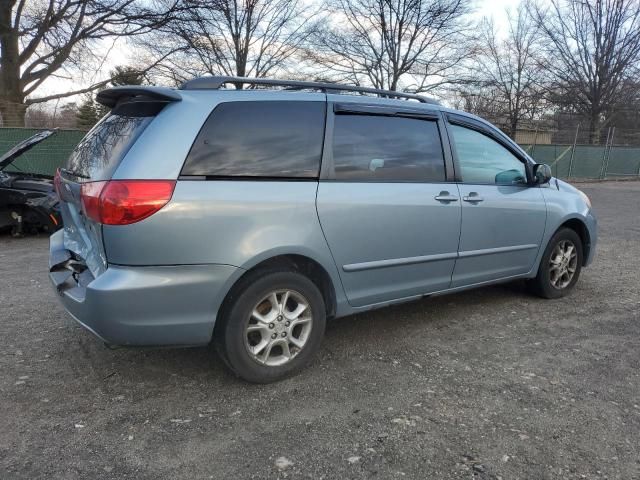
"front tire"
214,270,326,383
529,228,583,299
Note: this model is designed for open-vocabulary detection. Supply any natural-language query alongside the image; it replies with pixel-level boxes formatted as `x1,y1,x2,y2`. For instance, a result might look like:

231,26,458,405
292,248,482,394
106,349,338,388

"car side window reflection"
332,114,446,182
450,124,527,185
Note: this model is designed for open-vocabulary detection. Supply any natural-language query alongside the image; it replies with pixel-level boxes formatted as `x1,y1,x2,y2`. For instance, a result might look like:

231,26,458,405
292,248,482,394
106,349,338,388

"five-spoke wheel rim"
244,289,313,366
549,239,578,289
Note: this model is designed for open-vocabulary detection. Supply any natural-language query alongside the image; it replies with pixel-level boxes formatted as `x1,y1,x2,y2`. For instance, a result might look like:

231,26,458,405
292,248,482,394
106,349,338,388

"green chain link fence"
1,127,640,179
0,128,87,177
522,144,640,179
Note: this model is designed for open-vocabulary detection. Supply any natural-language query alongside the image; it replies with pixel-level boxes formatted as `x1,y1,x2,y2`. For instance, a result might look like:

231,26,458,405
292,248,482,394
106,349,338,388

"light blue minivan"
49,77,597,382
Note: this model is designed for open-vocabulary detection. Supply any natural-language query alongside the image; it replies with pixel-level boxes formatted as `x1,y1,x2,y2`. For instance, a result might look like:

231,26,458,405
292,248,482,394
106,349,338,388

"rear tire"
529,228,583,299
214,270,326,383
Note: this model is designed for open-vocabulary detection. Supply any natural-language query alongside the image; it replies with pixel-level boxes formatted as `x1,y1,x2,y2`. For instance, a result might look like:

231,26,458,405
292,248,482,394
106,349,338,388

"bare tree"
606,79,640,143
25,102,74,128
463,3,545,138
306,0,473,93
531,0,640,144
143,0,315,87
449,87,507,121
0,0,177,127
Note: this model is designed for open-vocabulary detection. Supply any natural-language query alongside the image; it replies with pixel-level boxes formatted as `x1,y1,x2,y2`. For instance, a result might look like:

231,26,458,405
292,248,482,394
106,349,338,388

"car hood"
555,177,580,193
0,129,55,171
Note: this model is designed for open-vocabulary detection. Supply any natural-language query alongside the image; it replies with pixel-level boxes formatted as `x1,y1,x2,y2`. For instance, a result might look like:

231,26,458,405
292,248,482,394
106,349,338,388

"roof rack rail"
180,76,440,105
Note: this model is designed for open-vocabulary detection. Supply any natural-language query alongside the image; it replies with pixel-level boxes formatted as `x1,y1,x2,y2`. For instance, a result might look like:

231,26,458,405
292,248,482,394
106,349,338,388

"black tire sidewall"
535,228,584,299
218,271,326,383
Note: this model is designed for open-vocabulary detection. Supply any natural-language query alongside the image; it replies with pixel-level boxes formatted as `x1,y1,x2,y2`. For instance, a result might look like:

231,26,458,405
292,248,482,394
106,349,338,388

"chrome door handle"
435,191,459,203
463,193,484,203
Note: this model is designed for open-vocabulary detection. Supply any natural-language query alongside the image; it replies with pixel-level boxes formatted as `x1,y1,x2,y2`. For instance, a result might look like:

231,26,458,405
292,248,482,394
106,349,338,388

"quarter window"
181,101,325,178
66,113,152,181
449,124,527,185
332,114,446,182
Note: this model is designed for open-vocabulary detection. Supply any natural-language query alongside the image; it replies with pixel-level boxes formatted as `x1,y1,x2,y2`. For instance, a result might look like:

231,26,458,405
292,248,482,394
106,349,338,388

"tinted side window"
332,114,445,181
450,124,527,185
182,101,325,178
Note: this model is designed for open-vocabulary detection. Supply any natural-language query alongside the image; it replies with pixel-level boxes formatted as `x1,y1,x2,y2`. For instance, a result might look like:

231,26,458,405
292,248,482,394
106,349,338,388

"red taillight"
80,180,175,225
80,181,107,222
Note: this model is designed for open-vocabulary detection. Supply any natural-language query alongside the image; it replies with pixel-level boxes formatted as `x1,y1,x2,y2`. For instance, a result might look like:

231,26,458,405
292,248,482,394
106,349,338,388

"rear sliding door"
316,103,461,307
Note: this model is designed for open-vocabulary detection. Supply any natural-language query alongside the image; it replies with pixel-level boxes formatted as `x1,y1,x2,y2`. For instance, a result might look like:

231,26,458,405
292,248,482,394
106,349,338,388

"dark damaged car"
0,130,62,236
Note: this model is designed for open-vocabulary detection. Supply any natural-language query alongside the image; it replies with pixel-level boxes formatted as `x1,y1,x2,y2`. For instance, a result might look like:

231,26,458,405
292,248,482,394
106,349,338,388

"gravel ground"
1,181,639,480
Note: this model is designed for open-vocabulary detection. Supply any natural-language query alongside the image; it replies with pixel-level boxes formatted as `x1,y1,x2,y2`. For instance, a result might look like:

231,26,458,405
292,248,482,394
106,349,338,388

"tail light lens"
81,181,107,222
80,180,176,225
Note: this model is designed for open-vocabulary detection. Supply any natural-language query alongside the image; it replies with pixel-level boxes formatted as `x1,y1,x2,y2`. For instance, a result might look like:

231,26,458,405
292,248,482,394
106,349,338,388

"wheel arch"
557,217,591,266
535,216,590,273
219,253,338,324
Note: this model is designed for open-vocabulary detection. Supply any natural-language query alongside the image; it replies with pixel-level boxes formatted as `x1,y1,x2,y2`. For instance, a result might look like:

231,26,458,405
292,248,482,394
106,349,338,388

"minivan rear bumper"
48,230,240,346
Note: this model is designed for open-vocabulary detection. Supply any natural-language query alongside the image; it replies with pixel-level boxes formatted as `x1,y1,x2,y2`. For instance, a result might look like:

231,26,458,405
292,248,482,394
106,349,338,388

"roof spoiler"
96,86,182,108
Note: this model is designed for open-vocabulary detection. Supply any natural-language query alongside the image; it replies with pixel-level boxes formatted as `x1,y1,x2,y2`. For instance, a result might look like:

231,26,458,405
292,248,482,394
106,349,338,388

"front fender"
533,186,597,274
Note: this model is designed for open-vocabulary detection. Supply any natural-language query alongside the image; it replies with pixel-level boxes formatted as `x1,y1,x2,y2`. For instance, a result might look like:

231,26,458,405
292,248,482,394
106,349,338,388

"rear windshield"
65,113,152,181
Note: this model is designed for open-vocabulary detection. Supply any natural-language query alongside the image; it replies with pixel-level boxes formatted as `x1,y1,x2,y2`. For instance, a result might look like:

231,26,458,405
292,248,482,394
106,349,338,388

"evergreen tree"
76,97,99,129
110,66,145,86
75,66,144,129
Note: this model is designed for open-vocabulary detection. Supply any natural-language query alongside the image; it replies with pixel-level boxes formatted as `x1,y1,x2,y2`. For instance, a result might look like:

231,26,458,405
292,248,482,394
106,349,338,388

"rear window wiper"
59,167,90,180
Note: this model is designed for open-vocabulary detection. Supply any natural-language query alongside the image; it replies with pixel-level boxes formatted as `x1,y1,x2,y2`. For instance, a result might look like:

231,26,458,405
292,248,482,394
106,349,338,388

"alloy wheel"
244,289,313,366
549,239,578,289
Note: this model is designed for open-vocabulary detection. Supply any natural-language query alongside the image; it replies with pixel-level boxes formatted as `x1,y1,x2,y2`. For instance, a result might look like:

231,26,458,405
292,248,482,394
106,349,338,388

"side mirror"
533,163,552,185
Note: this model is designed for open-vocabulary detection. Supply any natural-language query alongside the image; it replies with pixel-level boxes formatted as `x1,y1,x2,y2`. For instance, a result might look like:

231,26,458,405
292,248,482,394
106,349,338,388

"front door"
446,120,547,287
316,105,461,307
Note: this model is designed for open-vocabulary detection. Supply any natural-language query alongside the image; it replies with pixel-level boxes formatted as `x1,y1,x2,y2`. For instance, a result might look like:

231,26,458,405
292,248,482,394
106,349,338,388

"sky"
35,0,522,106
479,0,522,29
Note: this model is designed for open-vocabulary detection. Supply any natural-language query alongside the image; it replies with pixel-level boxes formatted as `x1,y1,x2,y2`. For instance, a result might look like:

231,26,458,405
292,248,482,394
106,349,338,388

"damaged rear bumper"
48,229,241,346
